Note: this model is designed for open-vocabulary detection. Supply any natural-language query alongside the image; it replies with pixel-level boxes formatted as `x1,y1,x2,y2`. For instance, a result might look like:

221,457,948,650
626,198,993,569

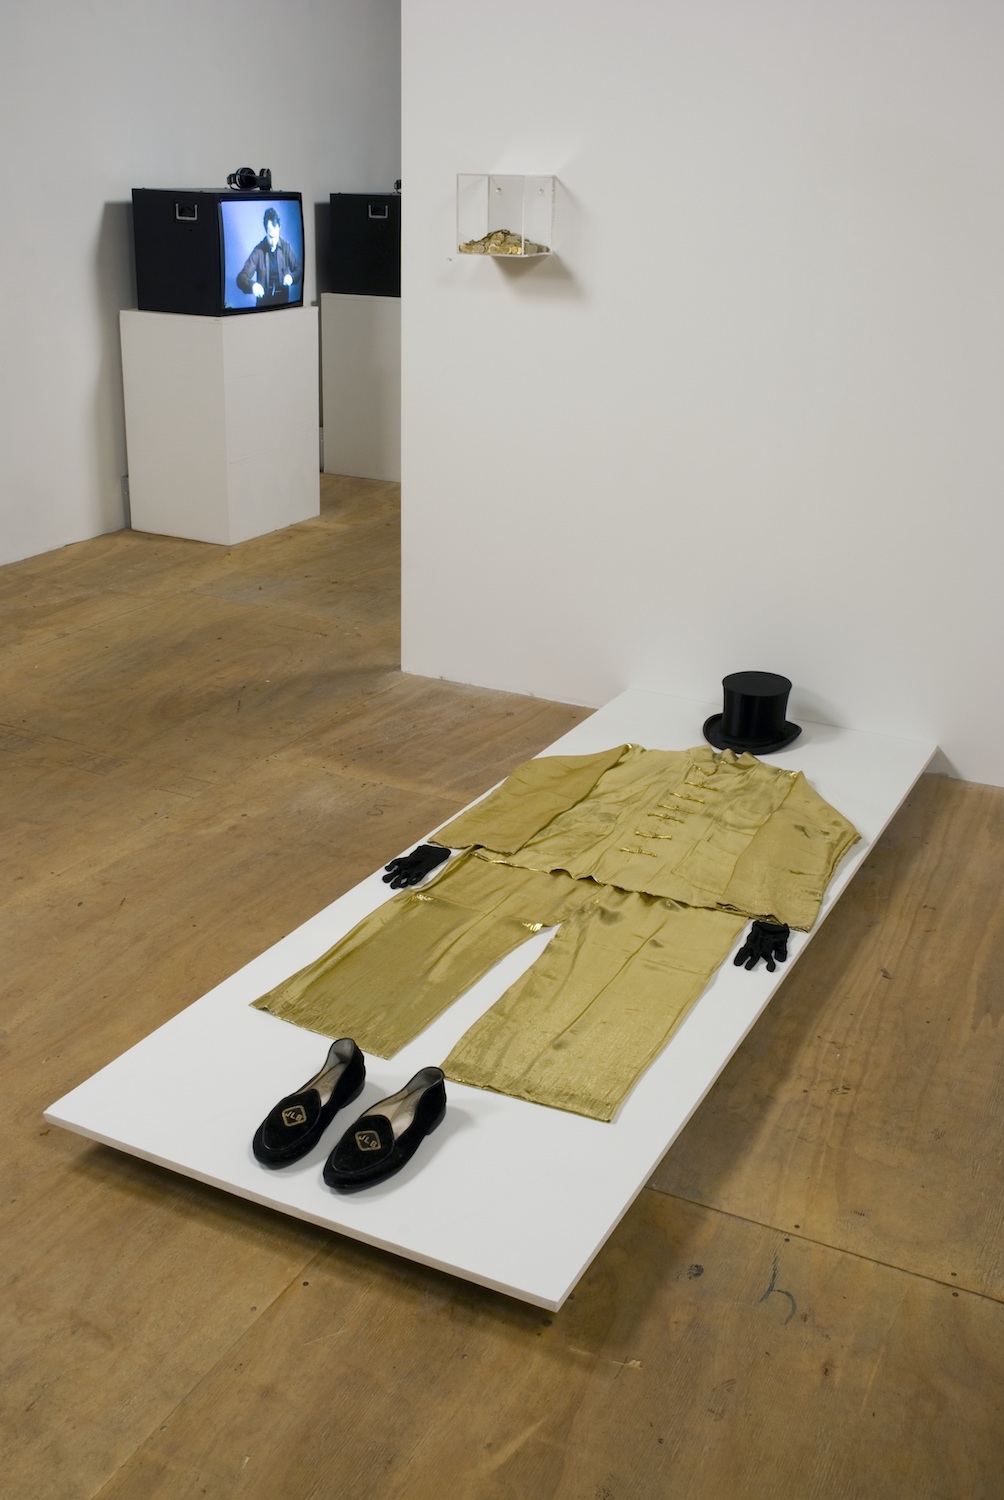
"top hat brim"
702,714,802,755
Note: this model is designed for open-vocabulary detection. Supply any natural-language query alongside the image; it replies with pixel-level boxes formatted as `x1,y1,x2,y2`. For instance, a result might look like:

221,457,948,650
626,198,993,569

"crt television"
132,189,305,316
329,193,400,298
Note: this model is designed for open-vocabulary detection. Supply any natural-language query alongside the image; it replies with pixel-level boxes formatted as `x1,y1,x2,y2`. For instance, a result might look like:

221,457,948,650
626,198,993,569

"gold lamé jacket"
430,744,859,932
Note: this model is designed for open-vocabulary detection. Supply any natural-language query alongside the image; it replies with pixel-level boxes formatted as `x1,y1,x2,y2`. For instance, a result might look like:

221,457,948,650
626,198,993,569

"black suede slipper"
322,1067,447,1191
252,1038,365,1167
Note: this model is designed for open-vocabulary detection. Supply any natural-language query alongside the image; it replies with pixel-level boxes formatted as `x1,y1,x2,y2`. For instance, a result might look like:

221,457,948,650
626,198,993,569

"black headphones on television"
227,167,272,191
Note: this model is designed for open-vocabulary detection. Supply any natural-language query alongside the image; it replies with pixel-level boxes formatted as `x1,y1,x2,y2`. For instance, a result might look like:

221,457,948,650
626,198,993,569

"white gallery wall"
400,1,1004,786
1,0,400,568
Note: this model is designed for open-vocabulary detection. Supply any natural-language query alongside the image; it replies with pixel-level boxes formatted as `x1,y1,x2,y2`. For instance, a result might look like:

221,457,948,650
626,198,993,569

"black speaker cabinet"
329,193,401,298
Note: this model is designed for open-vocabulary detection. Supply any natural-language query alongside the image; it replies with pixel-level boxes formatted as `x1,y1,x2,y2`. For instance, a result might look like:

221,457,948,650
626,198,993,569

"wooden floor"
2,474,1003,1499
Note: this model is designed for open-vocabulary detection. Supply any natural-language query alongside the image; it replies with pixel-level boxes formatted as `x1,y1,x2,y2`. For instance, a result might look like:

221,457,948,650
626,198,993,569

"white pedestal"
120,307,320,545
45,691,935,1310
321,294,400,481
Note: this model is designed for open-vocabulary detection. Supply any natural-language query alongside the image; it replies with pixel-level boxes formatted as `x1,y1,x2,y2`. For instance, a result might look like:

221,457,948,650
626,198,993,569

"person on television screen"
236,207,302,305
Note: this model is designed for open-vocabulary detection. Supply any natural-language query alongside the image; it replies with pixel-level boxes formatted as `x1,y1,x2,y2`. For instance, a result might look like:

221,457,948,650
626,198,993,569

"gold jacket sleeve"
429,745,631,855
722,772,860,930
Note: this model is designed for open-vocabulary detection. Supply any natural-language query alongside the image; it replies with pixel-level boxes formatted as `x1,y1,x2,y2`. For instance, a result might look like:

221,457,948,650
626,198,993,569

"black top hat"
703,670,801,754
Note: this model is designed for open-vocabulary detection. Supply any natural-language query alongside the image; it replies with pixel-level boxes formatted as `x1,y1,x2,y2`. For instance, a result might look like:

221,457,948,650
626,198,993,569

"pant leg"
251,853,591,1057
442,890,746,1121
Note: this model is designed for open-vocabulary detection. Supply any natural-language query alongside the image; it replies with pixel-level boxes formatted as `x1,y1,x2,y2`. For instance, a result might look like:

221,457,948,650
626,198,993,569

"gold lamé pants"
252,851,746,1122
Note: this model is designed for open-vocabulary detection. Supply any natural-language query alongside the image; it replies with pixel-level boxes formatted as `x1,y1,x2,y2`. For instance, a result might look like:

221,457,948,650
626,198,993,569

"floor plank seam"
642,1185,1003,1305
84,1252,330,1500
274,757,490,802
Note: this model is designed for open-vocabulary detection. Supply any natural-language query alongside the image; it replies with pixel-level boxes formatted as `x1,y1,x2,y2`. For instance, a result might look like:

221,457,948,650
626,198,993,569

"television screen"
221,196,305,311
132,189,305,316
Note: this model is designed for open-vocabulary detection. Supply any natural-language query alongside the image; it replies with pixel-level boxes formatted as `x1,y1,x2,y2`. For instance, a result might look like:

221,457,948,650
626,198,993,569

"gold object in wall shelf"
459,229,550,256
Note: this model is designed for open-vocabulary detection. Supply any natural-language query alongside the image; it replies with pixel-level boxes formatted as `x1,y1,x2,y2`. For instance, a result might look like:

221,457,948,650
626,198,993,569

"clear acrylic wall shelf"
457,175,555,258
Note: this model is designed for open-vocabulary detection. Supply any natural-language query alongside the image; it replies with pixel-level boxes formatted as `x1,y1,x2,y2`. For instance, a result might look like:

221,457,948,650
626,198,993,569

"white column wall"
1,0,400,567
400,1,1004,786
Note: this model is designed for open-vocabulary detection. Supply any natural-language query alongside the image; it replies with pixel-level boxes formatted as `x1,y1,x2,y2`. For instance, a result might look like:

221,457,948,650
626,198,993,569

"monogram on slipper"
322,1067,447,1190
252,1038,365,1166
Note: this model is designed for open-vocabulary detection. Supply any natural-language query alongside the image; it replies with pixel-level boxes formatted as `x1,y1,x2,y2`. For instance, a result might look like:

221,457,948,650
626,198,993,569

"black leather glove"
734,920,790,973
382,844,451,889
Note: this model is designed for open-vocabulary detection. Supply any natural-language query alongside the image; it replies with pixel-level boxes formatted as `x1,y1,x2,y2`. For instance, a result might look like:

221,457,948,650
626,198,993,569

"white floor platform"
45,690,936,1310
